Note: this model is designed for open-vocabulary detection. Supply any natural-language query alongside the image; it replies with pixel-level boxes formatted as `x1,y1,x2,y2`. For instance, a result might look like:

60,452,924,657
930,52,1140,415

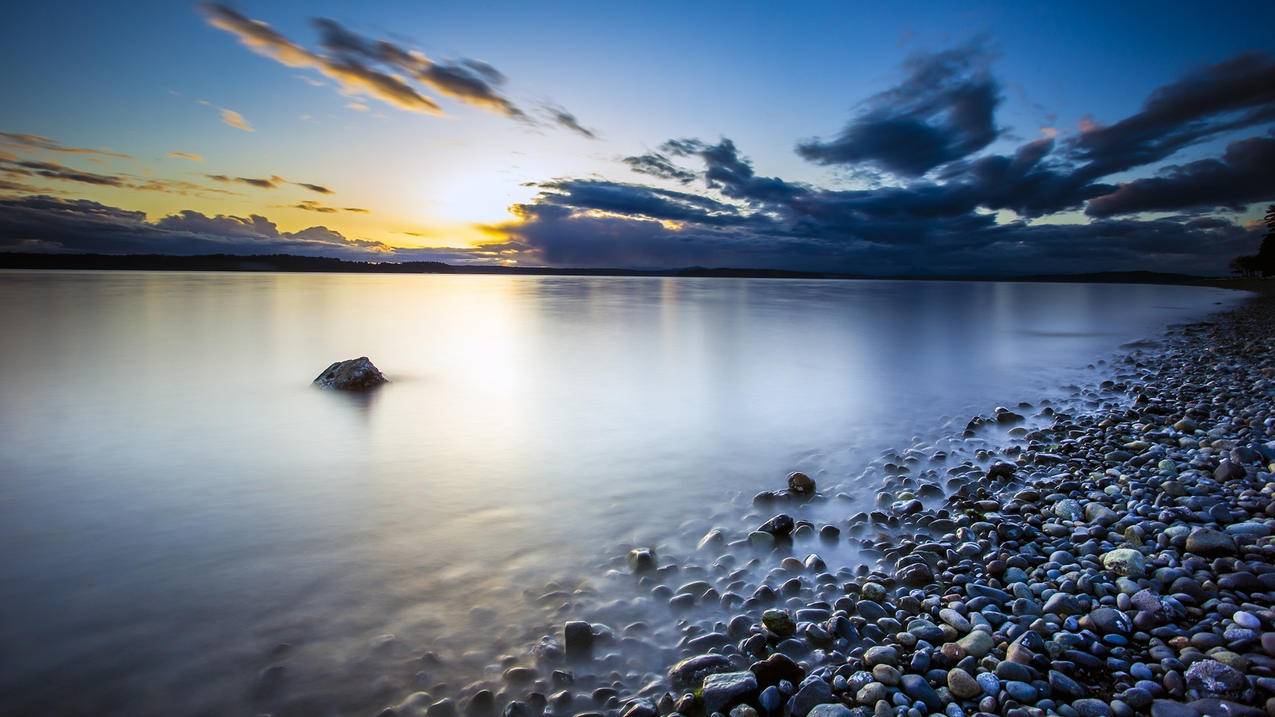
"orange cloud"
219,108,254,132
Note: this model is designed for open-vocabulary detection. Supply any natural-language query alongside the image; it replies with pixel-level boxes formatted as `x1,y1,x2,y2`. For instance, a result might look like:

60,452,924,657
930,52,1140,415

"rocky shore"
384,288,1275,717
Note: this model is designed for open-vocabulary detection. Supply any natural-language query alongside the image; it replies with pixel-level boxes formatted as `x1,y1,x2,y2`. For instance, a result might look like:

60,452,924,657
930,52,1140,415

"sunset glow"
1,1,1273,271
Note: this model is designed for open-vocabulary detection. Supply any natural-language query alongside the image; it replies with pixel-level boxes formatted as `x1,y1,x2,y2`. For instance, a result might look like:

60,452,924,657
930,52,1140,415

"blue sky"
1,1,1273,273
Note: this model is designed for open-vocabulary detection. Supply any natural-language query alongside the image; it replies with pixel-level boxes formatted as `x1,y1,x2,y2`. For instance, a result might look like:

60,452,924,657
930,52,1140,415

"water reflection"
0,271,1243,715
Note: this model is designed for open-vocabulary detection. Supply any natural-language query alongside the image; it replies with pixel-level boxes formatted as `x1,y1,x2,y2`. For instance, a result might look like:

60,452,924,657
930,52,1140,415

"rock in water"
313,357,388,390
563,621,593,659
787,471,816,495
627,548,656,573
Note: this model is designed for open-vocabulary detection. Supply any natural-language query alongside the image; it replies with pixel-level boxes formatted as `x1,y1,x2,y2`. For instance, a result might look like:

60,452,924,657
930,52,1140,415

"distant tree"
1231,254,1261,278
1259,204,1275,277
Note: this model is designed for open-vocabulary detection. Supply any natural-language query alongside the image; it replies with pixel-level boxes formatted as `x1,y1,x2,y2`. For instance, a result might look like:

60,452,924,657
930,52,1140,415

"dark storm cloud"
1086,133,1275,217
494,171,1260,274
1068,52,1275,180
938,138,1112,217
481,47,1275,274
622,152,698,183
796,43,1002,177
530,178,749,226
0,195,491,263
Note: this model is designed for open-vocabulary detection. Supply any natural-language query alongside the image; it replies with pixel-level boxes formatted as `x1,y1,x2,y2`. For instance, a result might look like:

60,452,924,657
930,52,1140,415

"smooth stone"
1101,548,1146,578
1184,528,1237,557
702,671,759,713
762,609,796,638
956,630,995,658
805,706,852,717
668,654,732,688
1004,680,1038,703
947,668,981,699
864,646,898,667
788,678,832,717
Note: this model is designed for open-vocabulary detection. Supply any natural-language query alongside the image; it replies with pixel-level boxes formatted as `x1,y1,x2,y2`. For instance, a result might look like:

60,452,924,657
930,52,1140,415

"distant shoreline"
0,251,1266,292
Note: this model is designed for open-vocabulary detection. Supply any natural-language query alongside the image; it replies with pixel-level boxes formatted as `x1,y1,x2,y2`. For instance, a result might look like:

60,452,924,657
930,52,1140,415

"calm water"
0,271,1242,715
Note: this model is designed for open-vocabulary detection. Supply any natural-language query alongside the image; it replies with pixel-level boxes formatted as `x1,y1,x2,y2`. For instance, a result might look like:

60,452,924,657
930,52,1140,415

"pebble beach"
369,285,1275,717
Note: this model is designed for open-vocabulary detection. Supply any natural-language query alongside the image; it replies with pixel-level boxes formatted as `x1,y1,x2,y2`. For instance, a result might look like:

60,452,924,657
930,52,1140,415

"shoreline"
409,288,1275,717
0,254,1269,292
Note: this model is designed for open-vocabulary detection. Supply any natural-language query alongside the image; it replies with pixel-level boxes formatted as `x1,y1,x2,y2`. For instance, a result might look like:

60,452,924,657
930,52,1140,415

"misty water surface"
0,271,1243,715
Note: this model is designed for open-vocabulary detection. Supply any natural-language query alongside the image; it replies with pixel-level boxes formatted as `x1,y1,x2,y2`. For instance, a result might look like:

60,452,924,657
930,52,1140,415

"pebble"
436,295,1275,717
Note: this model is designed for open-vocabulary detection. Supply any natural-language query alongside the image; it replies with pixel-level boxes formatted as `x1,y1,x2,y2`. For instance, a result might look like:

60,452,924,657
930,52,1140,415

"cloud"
312,18,524,118
1068,52,1275,180
293,181,333,194
796,43,1002,176
0,195,493,263
284,199,368,214
11,44,1274,276
207,173,281,189
622,152,698,183
482,90,1269,273
167,151,203,162
0,132,131,160
201,5,590,132
489,168,1260,274
200,4,442,115
545,106,597,139
1,154,242,198
4,159,128,187
219,108,254,132
205,174,332,193
1086,133,1275,217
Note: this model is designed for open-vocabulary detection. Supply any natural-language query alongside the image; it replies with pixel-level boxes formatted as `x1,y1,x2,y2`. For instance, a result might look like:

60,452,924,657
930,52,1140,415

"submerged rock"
313,356,388,390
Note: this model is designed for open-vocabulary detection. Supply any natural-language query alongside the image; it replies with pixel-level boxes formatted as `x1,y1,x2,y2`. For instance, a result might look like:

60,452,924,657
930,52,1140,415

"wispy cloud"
3,158,127,186
219,108,254,132
200,4,441,115
199,4,592,134
0,132,131,160
167,151,203,162
282,199,369,214
1,155,237,197
205,173,333,194
206,174,280,188
544,106,597,139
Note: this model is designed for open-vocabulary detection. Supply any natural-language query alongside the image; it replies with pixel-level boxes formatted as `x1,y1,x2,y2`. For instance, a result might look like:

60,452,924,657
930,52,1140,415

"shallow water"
0,271,1242,715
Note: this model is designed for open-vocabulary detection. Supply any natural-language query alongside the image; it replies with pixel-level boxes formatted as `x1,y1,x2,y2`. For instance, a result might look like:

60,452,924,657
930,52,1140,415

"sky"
1,1,1274,274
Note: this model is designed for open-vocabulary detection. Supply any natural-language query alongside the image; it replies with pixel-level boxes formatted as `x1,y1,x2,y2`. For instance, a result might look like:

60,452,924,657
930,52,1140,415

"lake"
0,271,1242,715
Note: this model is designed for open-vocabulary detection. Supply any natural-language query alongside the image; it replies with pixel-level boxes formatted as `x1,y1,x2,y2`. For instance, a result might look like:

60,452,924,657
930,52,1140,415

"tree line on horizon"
1230,204,1275,278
